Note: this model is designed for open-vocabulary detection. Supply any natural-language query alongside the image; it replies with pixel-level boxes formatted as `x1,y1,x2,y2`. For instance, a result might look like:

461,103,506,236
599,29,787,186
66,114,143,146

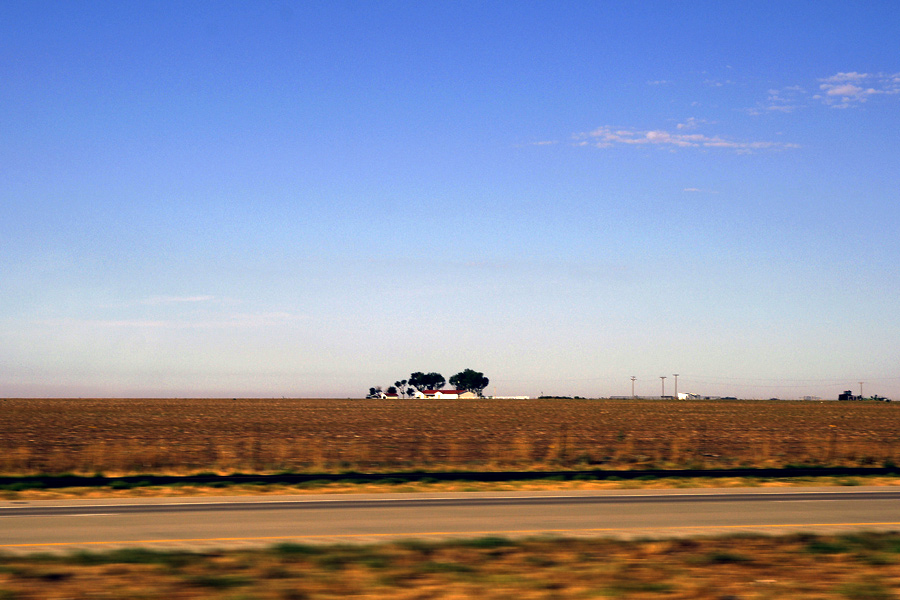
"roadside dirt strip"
3,487,900,553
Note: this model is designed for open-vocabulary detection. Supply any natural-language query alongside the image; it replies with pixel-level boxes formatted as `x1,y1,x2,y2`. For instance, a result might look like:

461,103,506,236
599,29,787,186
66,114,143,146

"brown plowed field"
1,398,898,475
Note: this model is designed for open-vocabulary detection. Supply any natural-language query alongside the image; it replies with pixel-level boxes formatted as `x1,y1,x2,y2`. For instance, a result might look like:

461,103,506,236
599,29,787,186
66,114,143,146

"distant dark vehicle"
722,397,737,400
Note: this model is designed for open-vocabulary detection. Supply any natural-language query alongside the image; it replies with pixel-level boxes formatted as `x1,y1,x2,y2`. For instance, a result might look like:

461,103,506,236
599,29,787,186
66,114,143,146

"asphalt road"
3,487,900,553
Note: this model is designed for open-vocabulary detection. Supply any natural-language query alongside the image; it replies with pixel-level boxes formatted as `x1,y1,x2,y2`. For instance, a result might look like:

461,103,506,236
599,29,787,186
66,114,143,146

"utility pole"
631,376,636,398
673,374,679,399
660,376,666,398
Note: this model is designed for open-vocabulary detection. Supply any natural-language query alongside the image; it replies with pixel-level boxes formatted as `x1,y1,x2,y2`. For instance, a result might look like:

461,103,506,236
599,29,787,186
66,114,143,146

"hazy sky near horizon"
2,1,899,399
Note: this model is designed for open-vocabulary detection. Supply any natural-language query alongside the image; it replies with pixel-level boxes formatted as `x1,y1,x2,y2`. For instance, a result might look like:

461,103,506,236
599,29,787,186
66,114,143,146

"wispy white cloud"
574,126,798,153
683,187,719,194
749,85,807,114
814,72,900,108
35,312,308,330
543,69,895,155
676,117,710,130
744,72,900,114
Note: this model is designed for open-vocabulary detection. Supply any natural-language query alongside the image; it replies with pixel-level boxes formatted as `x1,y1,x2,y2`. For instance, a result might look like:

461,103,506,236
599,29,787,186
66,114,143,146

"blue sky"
2,1,898,399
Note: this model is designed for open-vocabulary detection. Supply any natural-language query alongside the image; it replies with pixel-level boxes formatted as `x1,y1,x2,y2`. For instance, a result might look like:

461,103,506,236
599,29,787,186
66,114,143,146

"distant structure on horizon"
609,393,737,400
839,390,891,402
413,389,479,399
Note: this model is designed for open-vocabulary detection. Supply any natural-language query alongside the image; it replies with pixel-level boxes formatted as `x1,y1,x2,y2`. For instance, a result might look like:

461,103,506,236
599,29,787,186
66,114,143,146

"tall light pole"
631,376,636,398
859,382,864,398
673,374,679,399
660,376,666,398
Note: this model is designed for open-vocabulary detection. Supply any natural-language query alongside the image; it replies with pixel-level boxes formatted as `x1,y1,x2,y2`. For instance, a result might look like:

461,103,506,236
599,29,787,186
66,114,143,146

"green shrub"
63,548,197,568
336,477,372,485
417,561,474,574
0,482,45,491
358,554,391,570
295,479,331,488
837,478,861,486
378,478,407,485
694,551,752,564
839,580,893,600
806,540,849,555
183,574,250,589
856,552,895,566
455,536,516,549
270,543,321,557
314,554,349,571
395,539,436,557
605,582,674,594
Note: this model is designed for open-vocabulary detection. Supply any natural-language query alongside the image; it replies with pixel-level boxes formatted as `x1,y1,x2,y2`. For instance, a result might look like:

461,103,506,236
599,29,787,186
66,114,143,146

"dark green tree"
449,369,490,396
408,371,446,391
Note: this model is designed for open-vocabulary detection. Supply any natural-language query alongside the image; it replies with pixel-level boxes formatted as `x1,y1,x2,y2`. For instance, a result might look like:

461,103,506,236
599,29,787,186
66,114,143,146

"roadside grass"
3,533,900,599
3,473,900,501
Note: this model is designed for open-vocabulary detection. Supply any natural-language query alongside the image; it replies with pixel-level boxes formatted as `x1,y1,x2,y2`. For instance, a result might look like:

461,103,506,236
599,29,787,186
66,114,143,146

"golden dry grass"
2,533,900,599
1,398,899,476
5,474,900,502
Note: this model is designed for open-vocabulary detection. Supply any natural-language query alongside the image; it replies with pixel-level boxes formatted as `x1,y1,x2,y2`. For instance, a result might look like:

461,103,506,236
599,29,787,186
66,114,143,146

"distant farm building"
416,389,479,399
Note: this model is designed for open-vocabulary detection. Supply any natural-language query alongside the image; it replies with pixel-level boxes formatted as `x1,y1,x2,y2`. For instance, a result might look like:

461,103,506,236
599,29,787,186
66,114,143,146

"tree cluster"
449,369,490,396
366,368,489,398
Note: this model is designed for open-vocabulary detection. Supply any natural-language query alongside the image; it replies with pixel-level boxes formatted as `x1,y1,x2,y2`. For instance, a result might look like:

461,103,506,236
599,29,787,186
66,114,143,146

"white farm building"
415,389,479,399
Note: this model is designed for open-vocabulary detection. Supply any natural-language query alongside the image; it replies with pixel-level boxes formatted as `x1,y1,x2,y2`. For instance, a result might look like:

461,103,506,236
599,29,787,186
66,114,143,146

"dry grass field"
1,398,899,476
2,533,900,599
